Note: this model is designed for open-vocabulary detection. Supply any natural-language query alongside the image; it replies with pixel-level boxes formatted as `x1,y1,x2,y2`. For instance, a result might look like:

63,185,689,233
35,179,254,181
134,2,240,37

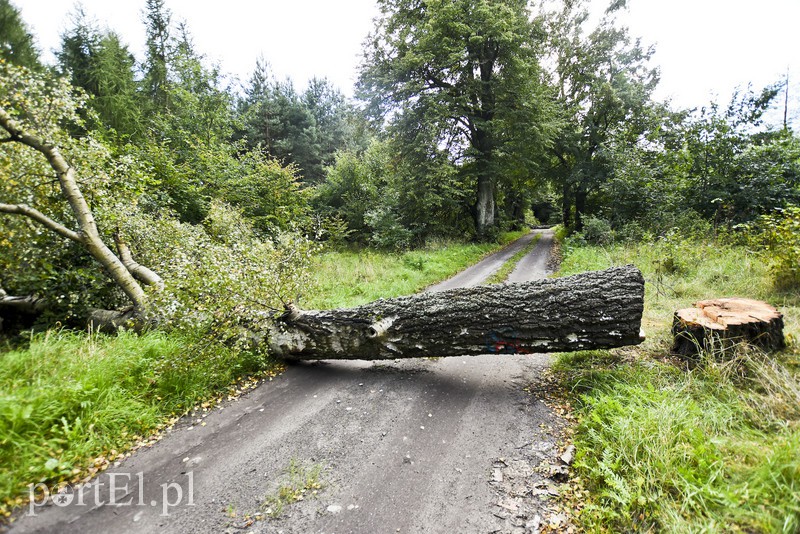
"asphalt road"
11,229,566,534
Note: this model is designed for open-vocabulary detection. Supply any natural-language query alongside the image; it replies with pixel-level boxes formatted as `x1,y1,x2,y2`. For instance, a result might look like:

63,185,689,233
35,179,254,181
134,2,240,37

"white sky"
16,0,800,124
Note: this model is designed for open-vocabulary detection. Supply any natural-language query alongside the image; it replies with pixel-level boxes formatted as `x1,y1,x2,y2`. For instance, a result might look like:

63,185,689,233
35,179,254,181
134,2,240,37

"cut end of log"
281,302,303,323
672,297,785,357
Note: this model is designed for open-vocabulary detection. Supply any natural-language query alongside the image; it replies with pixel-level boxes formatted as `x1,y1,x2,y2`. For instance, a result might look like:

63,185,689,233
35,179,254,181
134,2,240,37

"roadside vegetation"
551,222,800,532
0,330,283,517
308,231,527,309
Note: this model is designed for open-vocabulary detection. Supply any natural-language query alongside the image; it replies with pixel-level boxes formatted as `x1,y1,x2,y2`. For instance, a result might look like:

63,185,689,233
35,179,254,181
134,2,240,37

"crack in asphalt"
11,229,569,534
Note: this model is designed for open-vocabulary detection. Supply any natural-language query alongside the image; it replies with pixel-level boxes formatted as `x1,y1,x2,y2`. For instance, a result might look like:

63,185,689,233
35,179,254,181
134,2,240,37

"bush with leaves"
756,205,800,288
313,141,388,241
118,201,318,345
578,215,614,245
219,149,311,236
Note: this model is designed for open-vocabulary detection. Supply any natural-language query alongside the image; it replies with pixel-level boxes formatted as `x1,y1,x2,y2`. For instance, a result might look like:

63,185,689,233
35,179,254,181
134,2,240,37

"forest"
1,0,799,531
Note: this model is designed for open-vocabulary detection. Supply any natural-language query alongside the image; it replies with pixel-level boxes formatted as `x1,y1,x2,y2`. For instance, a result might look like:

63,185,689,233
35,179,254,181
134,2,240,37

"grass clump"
0,329,281,517
261,459,324,518
552,235,800,532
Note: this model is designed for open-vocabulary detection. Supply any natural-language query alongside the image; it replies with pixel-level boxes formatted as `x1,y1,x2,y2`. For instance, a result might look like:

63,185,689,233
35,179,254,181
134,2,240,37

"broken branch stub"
261,265,645,360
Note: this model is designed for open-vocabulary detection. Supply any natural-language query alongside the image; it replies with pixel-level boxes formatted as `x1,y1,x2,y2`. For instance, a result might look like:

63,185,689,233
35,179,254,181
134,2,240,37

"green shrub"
579,215,614,245
365,204,414,250
758,205,800,288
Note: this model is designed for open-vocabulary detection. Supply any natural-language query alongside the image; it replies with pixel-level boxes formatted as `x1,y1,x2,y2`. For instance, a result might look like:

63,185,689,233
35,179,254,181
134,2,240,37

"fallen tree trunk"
0,288,45,331
253,265,645,360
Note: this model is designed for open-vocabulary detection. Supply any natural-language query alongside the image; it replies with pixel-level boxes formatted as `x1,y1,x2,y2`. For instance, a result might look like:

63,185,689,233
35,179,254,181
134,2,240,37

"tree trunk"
0,288,47,331
574,188,587,231
672,298,785,357
0,289,140,333
474,174,495,236
561,181,571,227
253,265,645,361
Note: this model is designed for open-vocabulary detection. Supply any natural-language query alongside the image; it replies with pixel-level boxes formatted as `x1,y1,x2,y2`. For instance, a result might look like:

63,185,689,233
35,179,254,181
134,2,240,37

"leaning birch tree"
0,62,161,314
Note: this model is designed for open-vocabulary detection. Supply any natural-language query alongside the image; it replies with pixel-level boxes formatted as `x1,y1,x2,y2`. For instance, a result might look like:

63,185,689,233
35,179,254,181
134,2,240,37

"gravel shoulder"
11,229,568,534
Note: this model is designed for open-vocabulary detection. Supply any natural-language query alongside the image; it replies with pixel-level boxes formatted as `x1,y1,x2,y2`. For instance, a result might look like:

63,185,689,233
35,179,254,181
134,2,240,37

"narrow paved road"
427,230,540,292
12,229,565,534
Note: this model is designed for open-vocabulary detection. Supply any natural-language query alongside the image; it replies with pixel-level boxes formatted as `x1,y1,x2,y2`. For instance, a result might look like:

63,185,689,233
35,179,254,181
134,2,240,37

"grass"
0,329,282,518
306,230,527,309
551,236,800,532
261,459,324,518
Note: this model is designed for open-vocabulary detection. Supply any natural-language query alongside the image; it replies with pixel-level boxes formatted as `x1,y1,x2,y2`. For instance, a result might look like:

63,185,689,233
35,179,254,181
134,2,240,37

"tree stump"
672,298,785,357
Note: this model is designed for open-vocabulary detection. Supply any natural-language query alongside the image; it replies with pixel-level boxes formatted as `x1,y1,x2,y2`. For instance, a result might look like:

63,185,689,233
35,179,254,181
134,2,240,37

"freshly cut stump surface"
672,297,785,356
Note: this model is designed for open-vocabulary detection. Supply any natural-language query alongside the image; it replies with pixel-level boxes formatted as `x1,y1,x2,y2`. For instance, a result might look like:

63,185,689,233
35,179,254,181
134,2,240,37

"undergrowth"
0,329,282,518
553,235,800,532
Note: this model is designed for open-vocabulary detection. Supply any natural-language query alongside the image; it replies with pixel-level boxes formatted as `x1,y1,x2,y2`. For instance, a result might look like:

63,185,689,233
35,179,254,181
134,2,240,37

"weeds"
553,236,800,532
261,459,324,518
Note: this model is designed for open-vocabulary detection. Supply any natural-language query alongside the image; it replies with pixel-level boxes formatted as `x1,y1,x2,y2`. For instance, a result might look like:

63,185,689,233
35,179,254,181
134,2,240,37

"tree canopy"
359,0,558,236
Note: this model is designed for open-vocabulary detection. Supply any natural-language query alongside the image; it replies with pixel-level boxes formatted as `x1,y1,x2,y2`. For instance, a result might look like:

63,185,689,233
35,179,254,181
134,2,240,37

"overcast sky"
16,0,800,125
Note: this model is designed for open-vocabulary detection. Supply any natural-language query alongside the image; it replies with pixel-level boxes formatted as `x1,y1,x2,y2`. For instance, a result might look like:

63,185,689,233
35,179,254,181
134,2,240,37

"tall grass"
558,235,799,352
0,329,279,516
553,237,800,532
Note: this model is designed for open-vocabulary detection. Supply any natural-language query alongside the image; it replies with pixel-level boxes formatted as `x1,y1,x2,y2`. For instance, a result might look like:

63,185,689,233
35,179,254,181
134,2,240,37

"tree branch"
0,202,82,242
113,230,164,289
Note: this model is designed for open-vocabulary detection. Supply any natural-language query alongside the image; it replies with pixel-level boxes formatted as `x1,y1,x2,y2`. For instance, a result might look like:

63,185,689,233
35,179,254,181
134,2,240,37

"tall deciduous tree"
358,0,556,237
679,85,799,223
545,0,659,229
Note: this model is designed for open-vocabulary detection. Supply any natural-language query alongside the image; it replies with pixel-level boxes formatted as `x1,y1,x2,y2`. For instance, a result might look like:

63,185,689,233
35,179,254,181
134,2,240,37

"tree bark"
474,173,495,236
574,188,587,231
254,265,645,361
0,288,45,331
672,298,785,357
